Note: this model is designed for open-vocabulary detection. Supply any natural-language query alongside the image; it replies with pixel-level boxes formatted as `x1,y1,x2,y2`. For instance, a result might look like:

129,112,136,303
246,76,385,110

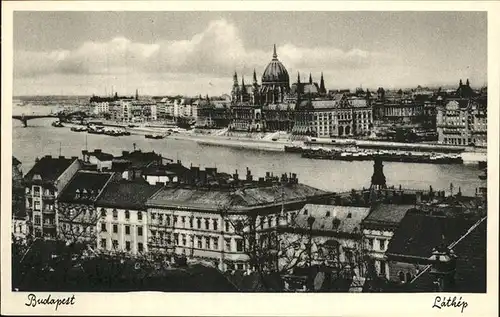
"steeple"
272,44,277,59
319,72,326,94
297,72,301,84
309,73,313,84
253,69,257,84
466,78,470,86
241,75,245,89
135,89,139,100
233,71,239,87
459,79,463,86
370,157,387,190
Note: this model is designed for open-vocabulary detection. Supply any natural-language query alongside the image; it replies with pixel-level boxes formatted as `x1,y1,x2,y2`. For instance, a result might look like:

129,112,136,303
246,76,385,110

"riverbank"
64,122,487,163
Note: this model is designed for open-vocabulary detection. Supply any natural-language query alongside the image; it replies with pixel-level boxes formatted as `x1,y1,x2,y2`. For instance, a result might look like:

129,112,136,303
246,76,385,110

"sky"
13,11,487,96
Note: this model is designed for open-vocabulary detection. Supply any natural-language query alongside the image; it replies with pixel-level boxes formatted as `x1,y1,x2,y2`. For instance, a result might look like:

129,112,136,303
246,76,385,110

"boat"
284,145,304,153
145,133,164,140
52,121,64,127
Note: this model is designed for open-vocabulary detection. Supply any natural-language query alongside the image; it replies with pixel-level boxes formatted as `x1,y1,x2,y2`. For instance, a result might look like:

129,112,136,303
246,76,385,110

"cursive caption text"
25,293,76,311
432,296,468,313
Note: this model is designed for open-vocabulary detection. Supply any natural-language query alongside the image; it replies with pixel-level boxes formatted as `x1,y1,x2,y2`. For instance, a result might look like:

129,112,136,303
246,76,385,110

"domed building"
260,44,290,104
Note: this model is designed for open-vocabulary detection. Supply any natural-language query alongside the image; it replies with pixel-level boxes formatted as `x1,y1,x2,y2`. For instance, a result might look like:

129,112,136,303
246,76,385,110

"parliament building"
197,45,374,137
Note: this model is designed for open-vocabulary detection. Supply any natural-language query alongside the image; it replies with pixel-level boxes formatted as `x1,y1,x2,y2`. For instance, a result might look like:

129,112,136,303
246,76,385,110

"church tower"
370,157,387,190
309,73,313,84
252,69,259,105
319,72,326,94
231,72,240,103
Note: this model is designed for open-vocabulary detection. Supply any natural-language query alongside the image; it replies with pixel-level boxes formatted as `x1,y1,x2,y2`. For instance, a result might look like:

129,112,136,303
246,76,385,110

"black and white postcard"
1,1,499,316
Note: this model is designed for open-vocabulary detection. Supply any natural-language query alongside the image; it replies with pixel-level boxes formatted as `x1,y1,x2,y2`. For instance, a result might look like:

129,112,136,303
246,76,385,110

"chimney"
233,169,239,181
429,247,457,292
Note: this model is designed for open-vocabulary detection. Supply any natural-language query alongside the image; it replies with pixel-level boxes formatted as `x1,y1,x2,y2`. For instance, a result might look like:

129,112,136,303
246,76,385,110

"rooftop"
291,204,371,234
59,170,114,203
362,204,415,230
147,183,330,212
96,180,162,210
24,155,77,183
386,211,475,259
82,149,114,161
13,156,22,166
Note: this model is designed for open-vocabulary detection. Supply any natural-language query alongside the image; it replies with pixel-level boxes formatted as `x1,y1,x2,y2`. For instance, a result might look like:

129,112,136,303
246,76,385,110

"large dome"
261,45,290,86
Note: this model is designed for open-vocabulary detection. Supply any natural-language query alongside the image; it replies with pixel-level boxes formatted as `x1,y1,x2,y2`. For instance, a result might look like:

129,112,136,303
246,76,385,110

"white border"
1,2,499,316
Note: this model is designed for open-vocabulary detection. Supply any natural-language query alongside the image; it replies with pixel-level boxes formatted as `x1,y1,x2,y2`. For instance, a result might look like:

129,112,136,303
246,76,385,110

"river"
12,107,486,196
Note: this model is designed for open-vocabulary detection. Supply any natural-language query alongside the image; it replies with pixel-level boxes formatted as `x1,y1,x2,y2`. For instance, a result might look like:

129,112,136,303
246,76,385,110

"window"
101,223,107,232
138,227,143,236
101,238,107,249
225,221,230,232
205,219,210,230
236,239,244,252
197,218,201,229
181,216,186,226
137,211,143,221
113,224,118,233
112,209,118,219
166,215,171,226
398,272,405,283
367,238,374,249
303,209,308,215
405,272,412,283
380,261,386,276
34,201,40,211
151,213,156,220
379,239,386,251
213,219,218,231
125,241,131,251
173,216,178,225
34,215,41,225
34,186,40,195
125,210,130,220
101,209,106,217
197,237,202,248
189,217,193,228
225,238,231,251
125,225,130,235
181,234,187,246
236,263,244,270
204,237,210,249
138,243,144,252
112,240,118,249
213,237,219,250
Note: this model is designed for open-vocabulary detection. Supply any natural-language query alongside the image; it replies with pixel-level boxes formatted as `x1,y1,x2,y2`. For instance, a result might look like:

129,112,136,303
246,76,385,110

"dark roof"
24,156,77,183
96,180,161,210
147,183,330,212
59,171,114,203
362,204,414,229
112,150,162,169
386,211,475,259
13,156,21,166
410,217,486,293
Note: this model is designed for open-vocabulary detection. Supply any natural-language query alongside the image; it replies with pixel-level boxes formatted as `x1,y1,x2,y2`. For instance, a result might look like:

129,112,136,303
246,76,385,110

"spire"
297,72,301,84
241,75,245,88
459,79,463,86
253,69,257,84
233,71,238,87
272,44,277,59
466,78,470,86
309,73,312,84
319,72,326,93
135,89,139,100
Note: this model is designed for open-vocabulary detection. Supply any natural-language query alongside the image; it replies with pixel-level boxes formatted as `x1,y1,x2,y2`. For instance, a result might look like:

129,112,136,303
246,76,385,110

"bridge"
12,111,89,127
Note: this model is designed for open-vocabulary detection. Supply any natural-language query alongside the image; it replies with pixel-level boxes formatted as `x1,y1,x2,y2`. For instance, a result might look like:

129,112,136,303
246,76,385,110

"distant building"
145,171,332,272
82,149,114,171
95,180,162,255
361,204,414,279
293,94,373,137
436,97,487,147
57,170,116,244
24,155,81,239
278,204,371,279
